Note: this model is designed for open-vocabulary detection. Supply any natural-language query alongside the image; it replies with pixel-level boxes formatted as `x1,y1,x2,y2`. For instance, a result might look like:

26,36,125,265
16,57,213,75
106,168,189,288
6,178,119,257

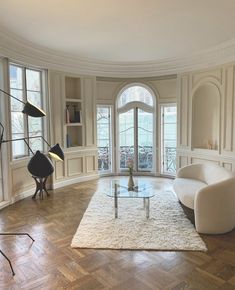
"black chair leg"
0,233,35,242
0,232,35,276
0,249,15,276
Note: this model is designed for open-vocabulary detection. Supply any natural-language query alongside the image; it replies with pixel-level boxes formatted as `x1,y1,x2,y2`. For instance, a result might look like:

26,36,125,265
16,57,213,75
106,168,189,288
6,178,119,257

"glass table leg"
146,197,150,219
114,183,118,218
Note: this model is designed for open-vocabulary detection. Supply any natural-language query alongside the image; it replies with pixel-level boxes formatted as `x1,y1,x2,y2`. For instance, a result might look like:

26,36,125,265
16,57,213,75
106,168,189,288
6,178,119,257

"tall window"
9,64,45,159
161,105,177,175
118,85,155,172
97,106,112,172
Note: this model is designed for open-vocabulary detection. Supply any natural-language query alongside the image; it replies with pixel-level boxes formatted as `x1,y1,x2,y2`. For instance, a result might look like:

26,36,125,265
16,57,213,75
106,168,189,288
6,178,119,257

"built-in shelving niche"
192,83,220,152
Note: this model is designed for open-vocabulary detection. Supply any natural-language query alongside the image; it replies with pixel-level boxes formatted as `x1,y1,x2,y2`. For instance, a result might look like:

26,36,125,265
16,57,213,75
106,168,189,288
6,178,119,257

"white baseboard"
12,187,35,203
0,174,99,208
0,200,11,210
52,174,99,189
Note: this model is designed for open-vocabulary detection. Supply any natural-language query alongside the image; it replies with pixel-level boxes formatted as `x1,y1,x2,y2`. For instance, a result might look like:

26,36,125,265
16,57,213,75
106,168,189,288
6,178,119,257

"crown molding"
1,27,235,77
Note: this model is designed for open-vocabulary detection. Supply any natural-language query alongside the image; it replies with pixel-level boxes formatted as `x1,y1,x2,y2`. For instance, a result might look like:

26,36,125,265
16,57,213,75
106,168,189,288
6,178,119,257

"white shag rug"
71,180,207,251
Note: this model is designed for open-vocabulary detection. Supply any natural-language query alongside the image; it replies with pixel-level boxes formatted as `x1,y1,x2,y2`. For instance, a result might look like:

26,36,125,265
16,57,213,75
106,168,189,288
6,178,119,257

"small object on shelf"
72,105,81,123
66,105,70,123
74,110,81,123
72,105,76,122
207,140,213,150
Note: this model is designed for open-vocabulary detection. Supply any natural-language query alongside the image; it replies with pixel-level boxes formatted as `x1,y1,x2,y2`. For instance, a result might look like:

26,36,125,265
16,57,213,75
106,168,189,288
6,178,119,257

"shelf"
66,126,83,147
64,75,83,149
65,123,82,126
65,76,81,100
66,98,82,103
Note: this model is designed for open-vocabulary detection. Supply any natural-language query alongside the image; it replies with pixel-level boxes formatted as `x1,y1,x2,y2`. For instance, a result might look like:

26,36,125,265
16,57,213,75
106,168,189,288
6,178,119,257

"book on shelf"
66,107,70,123
74,110,82,123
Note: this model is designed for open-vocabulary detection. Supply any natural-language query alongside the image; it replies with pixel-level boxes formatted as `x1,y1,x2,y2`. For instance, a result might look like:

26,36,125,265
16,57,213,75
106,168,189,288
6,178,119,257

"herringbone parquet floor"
0,177,234,290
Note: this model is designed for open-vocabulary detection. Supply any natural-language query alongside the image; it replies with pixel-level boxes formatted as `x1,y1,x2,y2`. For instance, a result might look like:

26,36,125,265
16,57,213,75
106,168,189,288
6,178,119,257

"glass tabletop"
105,179,155,198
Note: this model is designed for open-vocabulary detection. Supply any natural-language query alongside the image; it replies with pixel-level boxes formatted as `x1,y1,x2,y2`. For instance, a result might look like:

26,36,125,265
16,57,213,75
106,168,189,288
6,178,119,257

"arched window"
118,86,154,108
117,85,155,172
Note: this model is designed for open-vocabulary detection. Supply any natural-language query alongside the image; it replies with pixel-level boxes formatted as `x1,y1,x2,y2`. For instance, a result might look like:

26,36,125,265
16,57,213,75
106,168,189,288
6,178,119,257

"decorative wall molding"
1,27,235,77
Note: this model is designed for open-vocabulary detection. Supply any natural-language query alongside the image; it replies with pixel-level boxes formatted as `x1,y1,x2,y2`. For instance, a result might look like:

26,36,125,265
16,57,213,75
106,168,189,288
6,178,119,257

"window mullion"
40,71,44,153
134,107,138,172
23,67,29,156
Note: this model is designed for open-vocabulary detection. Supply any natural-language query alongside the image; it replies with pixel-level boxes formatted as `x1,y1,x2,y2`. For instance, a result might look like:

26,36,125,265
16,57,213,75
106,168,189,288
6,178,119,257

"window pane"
138,109,153,171
118,86,153,108
119,109,134,169
9,65,23,89
10,89,24,111
164,124,177,140
162,105,177,175
11,112,24,134
97,107,111,172
28,116,42,134
27,91,42,107
26,69,41,91
29,132,43,152
12,133,26,157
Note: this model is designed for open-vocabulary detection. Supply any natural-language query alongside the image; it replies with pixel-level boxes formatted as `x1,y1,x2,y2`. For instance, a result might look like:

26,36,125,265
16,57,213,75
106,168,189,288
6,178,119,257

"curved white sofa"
173,163,235,234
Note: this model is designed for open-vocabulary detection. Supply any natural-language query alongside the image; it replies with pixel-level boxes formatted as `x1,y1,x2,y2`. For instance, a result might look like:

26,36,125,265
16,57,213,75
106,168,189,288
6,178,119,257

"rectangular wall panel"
222,162,232,171
233,66,235,152
12,167,34,194
179,76,189,146
191,158,219,165
67,157,83,177
49,72,63,145
179,156,188,168
55,161,65,180
84,77,95,146
86,155,96,173
224,66,234,151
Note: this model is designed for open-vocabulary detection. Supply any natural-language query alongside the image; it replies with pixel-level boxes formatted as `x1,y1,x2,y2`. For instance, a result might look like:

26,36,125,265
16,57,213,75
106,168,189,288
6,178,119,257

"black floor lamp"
0,88,64,275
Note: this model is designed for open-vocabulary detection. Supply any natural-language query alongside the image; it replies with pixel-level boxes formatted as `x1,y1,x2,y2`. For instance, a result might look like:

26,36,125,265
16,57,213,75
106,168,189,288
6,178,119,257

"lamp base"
32,176,49,199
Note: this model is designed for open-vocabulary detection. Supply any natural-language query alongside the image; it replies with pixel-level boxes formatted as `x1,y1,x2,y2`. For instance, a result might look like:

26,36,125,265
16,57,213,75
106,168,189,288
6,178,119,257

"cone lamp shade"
22,101,46,117
27,151,54,178
0,88,46,117
48,143,64,161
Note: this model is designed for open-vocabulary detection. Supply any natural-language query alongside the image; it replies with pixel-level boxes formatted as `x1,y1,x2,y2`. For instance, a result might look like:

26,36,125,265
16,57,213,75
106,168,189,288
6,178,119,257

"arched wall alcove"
192,83,220,151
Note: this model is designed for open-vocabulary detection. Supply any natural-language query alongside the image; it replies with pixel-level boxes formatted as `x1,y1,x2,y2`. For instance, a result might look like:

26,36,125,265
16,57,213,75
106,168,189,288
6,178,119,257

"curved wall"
177,63,235,172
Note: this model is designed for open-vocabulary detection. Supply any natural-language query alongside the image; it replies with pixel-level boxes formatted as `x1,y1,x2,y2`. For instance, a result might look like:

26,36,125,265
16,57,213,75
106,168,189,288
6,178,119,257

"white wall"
177,63,235,171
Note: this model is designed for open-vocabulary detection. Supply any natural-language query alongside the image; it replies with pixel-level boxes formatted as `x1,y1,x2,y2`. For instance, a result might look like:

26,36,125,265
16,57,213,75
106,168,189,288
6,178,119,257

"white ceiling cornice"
1,28,235,77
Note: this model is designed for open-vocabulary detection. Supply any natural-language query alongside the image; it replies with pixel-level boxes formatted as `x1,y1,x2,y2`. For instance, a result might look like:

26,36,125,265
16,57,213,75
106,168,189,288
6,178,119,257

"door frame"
116,83,157,174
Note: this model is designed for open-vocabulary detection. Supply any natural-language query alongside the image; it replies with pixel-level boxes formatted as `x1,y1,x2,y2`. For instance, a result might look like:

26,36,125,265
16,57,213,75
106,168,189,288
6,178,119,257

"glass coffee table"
105,180,155,219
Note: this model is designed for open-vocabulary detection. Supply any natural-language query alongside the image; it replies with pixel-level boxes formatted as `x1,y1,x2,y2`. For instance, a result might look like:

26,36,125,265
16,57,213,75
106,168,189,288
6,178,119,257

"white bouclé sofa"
173,163,235,234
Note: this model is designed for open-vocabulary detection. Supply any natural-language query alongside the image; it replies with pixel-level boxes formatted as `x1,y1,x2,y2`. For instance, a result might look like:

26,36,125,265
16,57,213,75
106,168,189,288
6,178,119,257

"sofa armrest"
195,177,235,234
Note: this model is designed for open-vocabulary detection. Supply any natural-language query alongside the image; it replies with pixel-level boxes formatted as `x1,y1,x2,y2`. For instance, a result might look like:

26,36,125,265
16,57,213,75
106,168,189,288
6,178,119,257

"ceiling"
0,0,235,63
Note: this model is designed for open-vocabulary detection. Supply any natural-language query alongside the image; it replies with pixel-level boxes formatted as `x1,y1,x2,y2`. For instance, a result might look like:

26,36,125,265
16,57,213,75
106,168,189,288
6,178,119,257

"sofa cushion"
173,178,207,209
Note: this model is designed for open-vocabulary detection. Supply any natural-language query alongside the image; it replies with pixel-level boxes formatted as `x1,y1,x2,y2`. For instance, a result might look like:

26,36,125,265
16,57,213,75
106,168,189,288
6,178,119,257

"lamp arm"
39,136,51,148
1,135,51,147
0,88,25,105
23,139,34,155
0,122,4,139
